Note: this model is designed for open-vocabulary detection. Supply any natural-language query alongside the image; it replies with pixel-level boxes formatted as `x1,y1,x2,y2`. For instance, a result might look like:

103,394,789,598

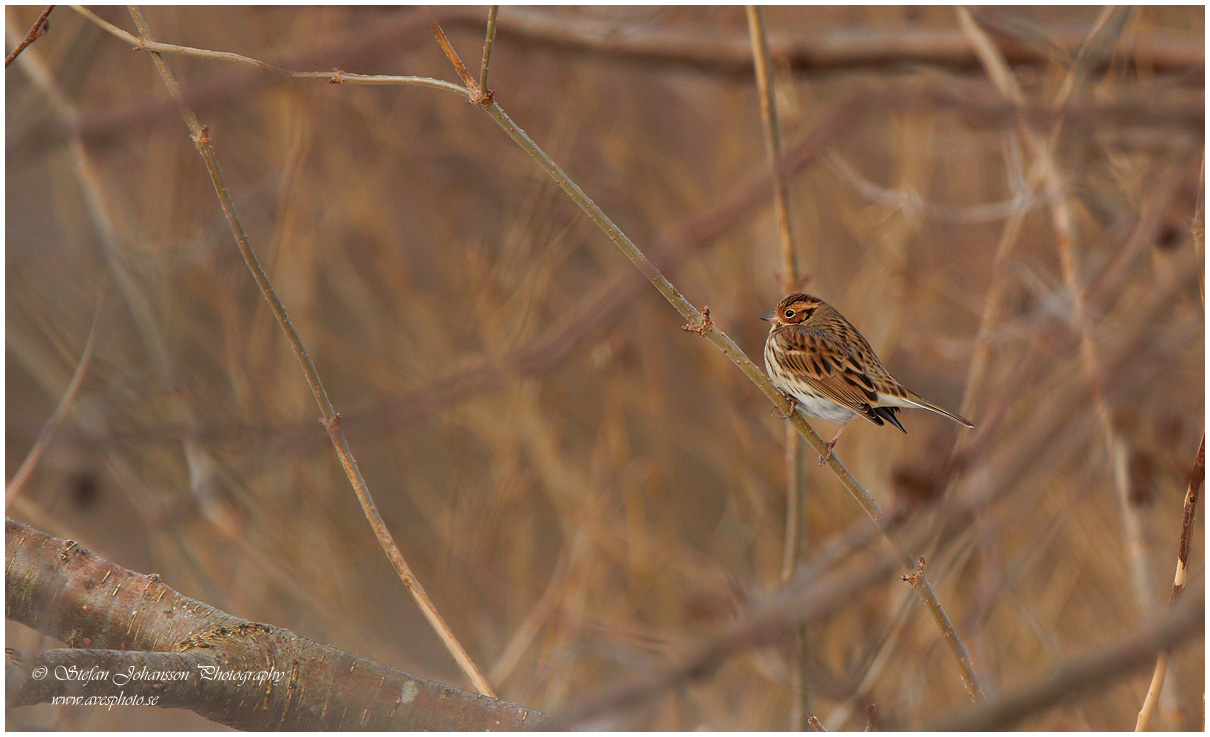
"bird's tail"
905,393,974,428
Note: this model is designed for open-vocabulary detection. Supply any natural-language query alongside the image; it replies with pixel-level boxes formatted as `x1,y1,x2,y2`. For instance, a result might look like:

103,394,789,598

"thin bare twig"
1135,434,1204,731
479,5,498,95
123,6,494,698
71,6,467,96
426,10,490,104
429,16,985,704
4,5,53,68
5,293,105,508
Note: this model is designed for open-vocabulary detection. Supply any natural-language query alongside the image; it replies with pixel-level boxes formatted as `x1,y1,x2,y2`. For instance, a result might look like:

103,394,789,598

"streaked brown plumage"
761,293,973,463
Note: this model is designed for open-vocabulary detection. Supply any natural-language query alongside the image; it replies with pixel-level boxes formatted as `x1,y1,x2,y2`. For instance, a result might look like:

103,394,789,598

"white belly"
765,337,858,425
788,392,858,423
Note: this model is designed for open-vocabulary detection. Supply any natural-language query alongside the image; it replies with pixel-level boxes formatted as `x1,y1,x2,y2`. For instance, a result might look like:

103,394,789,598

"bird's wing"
772,326,886,426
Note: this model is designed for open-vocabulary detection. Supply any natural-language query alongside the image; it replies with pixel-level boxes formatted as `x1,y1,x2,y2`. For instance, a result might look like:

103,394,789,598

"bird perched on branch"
762,293,972,464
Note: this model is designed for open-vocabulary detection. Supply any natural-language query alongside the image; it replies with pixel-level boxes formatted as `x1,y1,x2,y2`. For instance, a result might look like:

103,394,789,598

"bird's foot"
817,438,837,466
772,393,798,420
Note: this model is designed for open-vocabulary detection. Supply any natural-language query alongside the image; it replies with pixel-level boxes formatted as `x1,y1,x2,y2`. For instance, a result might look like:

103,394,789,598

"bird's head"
760,293,824,326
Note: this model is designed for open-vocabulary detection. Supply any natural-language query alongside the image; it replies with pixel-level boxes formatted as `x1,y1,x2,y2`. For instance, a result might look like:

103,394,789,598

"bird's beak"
760,311,777,323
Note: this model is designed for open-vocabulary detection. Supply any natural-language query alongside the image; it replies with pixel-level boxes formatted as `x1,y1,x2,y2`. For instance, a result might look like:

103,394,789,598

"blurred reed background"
5,5,1204,730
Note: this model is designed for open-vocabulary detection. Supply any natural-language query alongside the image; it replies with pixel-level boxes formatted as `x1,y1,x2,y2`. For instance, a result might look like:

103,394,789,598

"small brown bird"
762,293,973,464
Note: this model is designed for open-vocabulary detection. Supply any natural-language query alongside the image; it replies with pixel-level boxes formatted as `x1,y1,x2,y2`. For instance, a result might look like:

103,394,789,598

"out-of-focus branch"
746,6,801,288
121,6,493,697
429,17,985,705
543,533,905,728
3,95,862,456
437,7,1203,77
946,8,1134,677
3,519,543,729
4,5,53,68
1135,434,1204,731
928,581,1204,732
958,0,1157,630
7,7,170,374
1194,155,1205,303
745,4,811,727
823,146,1049,223
10,6,1198,166
4,293,104,509
18,68,1198,167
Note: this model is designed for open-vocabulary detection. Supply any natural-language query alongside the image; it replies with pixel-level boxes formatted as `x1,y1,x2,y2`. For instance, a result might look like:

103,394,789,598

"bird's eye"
784,309,795,318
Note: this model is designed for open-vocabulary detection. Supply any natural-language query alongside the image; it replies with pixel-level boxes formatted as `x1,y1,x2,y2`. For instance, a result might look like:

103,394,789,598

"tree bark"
4,518,545,730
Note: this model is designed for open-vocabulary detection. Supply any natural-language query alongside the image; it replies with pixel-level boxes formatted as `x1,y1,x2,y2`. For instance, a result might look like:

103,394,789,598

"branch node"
902,556,926,587
192,125,210,145
329,68,345,84
429,16,485,105
680,305,712,335
2,5,52,68
321,412,343,434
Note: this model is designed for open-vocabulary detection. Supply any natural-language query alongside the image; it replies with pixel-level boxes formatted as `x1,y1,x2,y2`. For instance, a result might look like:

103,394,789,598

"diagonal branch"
429,16,985,704
4,5,53,68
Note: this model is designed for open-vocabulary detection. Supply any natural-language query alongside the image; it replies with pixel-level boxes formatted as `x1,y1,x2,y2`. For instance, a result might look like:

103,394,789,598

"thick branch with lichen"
4,519,542,729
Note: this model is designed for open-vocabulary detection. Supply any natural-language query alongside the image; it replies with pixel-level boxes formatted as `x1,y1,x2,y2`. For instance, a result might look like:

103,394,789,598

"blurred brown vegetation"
5,5,1204,730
